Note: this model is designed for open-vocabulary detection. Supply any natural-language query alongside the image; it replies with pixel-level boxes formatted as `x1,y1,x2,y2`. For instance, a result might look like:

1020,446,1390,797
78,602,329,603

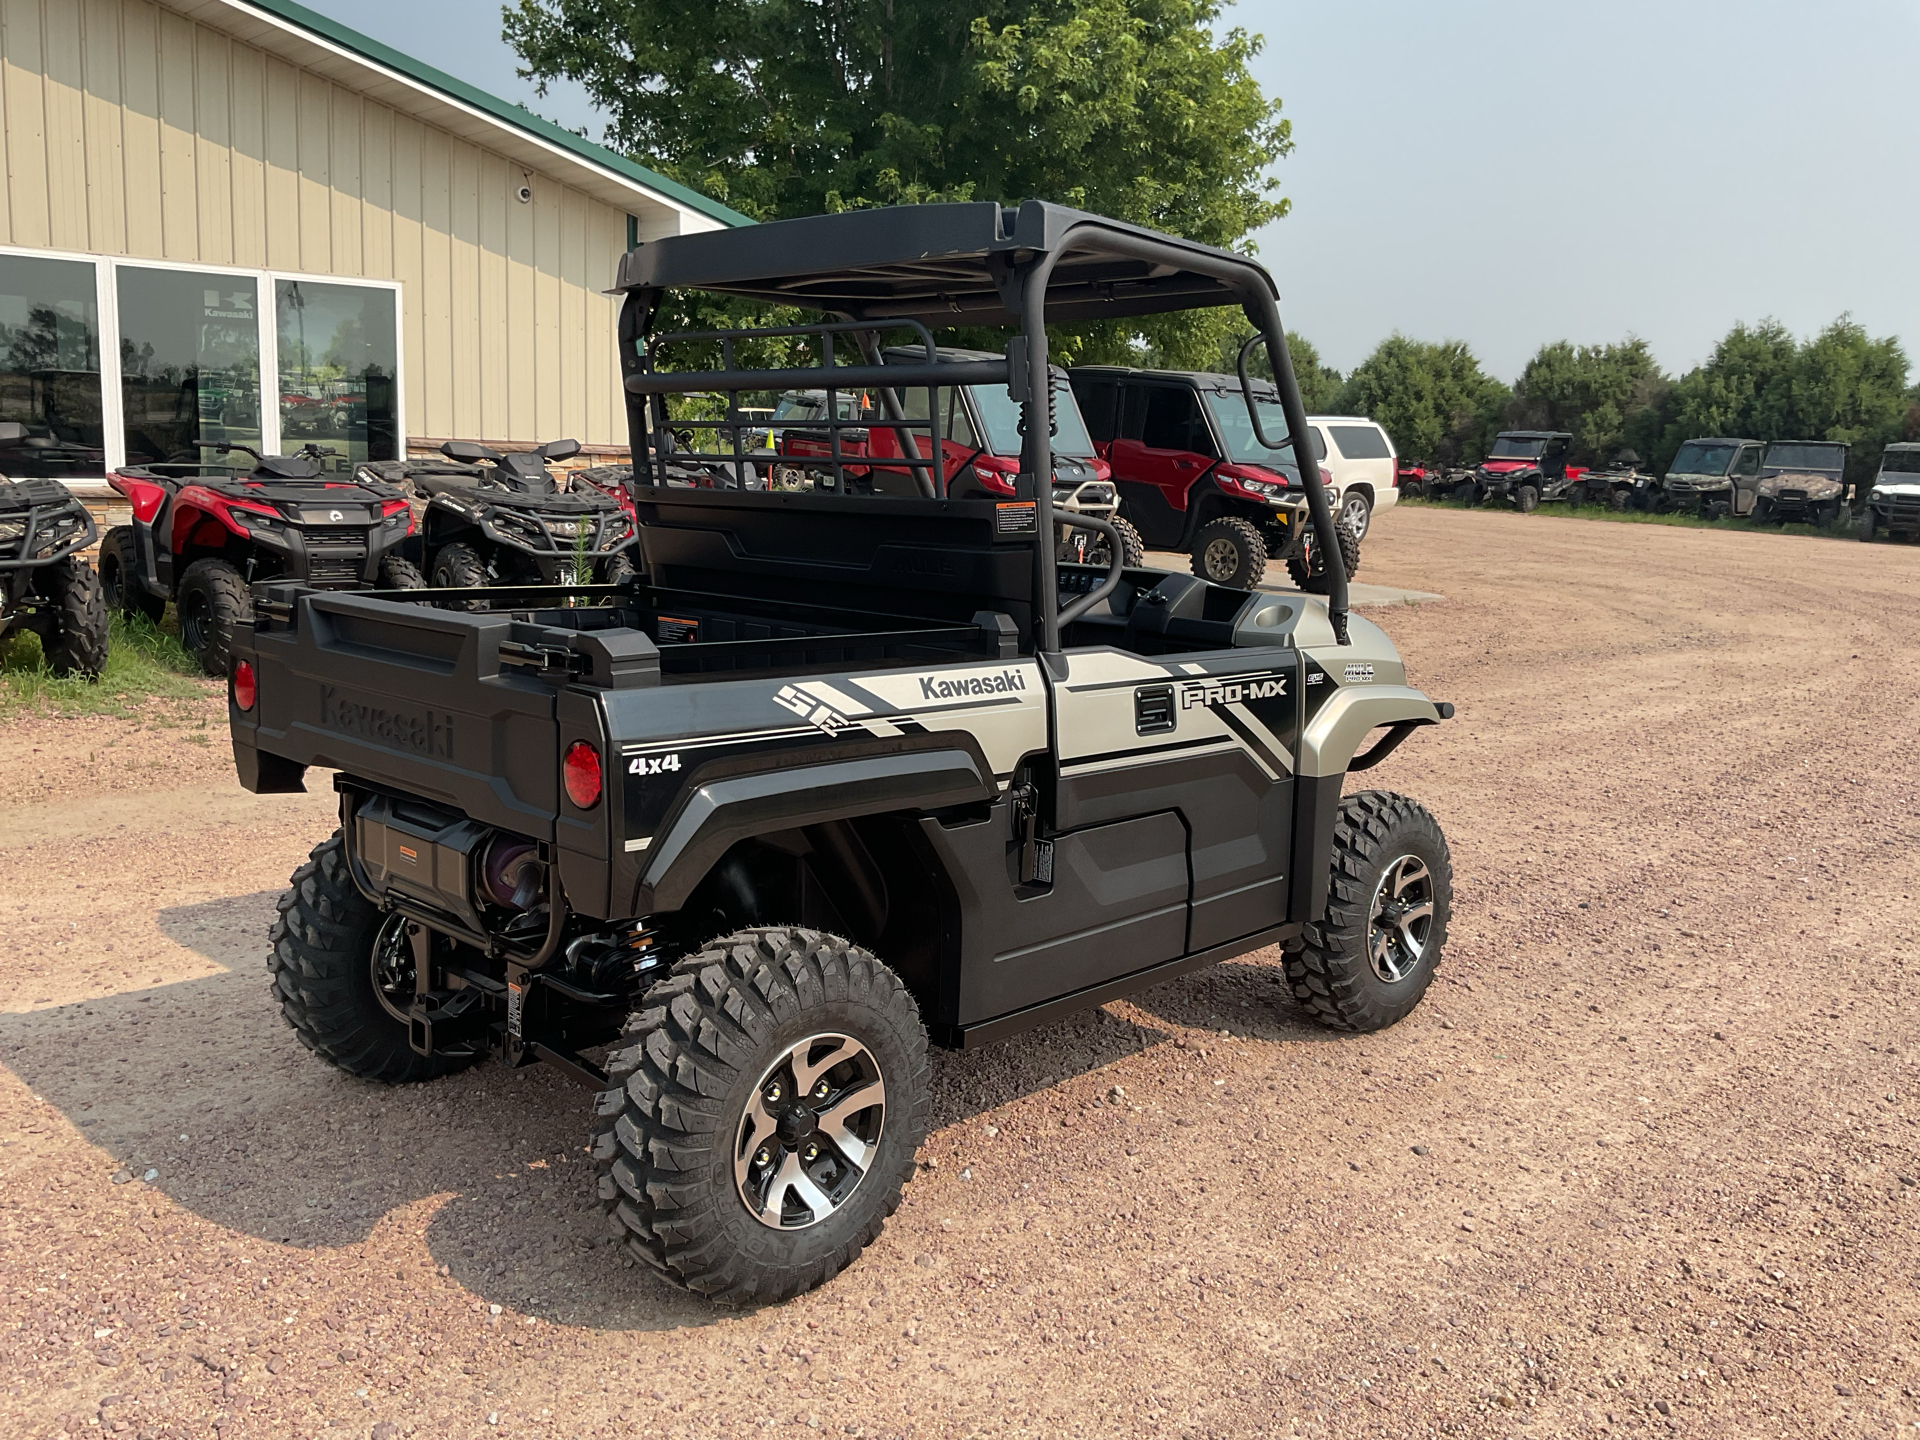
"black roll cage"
611,200,1349,650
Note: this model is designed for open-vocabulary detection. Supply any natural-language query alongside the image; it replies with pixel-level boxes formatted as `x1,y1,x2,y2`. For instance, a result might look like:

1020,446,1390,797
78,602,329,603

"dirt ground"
4,506,1918,1440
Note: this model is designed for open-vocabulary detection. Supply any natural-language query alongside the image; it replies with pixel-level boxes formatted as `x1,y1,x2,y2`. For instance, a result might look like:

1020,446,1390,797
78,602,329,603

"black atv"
0,423,108,678
102,442,423,675
367,440,637,595
1567,450,1657,511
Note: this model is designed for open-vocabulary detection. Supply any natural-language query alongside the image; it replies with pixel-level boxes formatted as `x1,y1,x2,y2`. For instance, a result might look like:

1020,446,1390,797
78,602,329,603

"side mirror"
0,421,26,443
441,440,501,463
540,438,582,461
1234,335,1291,452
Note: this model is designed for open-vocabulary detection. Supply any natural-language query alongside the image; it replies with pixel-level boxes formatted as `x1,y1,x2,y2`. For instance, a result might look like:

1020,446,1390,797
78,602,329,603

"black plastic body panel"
920,805,1190,1026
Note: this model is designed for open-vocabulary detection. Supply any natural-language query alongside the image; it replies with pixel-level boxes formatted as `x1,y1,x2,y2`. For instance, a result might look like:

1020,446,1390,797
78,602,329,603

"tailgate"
235,589,560,838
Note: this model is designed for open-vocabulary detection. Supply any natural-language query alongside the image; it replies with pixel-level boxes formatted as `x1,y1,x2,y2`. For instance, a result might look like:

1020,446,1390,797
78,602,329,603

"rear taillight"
232,660,256,712
563,741,602,809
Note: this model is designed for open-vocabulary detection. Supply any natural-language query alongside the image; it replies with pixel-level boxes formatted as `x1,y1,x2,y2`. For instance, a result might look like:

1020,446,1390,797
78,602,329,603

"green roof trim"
236,0,754,230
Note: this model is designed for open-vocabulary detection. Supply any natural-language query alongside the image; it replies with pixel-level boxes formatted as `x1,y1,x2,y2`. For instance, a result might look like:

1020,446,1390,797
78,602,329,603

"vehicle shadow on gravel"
3,896,1320,1328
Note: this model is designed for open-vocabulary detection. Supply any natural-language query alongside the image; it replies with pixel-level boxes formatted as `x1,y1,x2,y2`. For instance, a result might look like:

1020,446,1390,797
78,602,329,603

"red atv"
100,443,421,675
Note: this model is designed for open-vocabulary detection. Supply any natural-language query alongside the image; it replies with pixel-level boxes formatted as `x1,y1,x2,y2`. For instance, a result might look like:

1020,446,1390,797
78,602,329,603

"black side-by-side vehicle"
0,420,108,677
229,201,1455,1305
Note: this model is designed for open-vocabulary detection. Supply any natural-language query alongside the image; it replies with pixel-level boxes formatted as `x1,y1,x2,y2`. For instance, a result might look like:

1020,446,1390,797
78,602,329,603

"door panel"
935,807,1191,1023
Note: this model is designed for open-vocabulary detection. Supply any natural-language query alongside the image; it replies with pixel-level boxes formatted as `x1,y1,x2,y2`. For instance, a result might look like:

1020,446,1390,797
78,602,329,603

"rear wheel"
268,832,476,1084
1337,489,1373,539
98,527,165,623
1287,517,1363,594
1514,484,1538,513
377,555,426,589
592,927,930,1305
176,558,251,676
1285,791,1452,1032
1190,517,1267,589
40,557,109,679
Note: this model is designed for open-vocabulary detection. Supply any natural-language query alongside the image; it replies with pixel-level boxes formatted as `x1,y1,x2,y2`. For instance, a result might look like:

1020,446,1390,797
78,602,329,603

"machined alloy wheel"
1338,490,1373,539
593,927,930,1304
1202,536,1238,579
1367,855,1435,983
1284,791,1452,1032
734,1033,887,1231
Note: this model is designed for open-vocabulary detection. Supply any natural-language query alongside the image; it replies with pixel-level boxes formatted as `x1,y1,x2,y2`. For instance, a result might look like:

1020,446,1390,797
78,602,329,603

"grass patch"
0,610,215,719
1398,495,1852,540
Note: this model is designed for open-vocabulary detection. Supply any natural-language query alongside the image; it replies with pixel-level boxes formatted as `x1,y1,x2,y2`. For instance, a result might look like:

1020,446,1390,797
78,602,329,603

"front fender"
636,748,993,914
1298,684,1447,778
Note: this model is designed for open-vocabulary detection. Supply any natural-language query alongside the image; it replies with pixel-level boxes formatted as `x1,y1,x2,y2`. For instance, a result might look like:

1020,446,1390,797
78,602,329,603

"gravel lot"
3,505,1918,1440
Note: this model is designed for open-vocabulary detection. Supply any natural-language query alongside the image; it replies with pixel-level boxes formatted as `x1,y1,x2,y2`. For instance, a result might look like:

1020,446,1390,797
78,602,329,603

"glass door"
115,267,264,473
274,279,400,473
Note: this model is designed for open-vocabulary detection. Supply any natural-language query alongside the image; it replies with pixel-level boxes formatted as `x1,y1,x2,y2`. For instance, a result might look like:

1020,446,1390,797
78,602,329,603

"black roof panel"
614,200,1276,326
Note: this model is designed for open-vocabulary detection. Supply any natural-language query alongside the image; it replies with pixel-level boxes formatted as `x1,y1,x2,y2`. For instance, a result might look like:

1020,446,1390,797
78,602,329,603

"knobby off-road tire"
592,927,931,1305
601,551,637,588
1515,484,1539,513
1286,791,1452,1033
99,527,166,623
377,555,426,589
1107,516,1146,568
1190,517,1267,589
1452,480,1478,505
1287,517,1363,595
38,557,109,679
429,541,489,610
268,831,476,1084
1608,487,1630,512
1858,508,1878,542
176,558,251,676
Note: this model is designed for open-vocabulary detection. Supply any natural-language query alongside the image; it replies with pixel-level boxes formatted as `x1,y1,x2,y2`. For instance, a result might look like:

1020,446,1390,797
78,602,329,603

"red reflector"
232,660,256,712
563,741,603,809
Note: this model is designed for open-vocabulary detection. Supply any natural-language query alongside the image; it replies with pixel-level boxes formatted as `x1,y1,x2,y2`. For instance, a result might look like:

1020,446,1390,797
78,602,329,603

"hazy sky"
315,0,1920,381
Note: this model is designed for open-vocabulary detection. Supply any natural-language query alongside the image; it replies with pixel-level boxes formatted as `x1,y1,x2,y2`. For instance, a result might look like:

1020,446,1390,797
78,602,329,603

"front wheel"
1189,517,1268,589
1515,484,1538,513
268,833,477,1084
1858,508,1878,542
593,928,930,1305
1608,488,1630,512
1452,480,1477,505
1286,516,1363,594
601,550,637,587
1285,792,1452,1032
176,558,252,676
429,541,490,609
1752,498,1774,524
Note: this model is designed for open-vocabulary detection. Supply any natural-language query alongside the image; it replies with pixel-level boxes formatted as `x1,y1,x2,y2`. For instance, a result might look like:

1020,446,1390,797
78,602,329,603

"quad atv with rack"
1565,450,1656,510
360,439,639,595
100,442,421,675
228,201,1455,1305
0,422,108,678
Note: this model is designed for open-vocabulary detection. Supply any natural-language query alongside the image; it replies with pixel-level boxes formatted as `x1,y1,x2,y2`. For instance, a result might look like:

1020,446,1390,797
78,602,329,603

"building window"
117,266,264,469
276,280,400,469
0,254,105,479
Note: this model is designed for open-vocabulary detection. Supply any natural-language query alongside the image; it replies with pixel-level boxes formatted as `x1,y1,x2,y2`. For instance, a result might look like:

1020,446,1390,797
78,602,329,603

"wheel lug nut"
814,1081,830,1099
803,1144,819,1162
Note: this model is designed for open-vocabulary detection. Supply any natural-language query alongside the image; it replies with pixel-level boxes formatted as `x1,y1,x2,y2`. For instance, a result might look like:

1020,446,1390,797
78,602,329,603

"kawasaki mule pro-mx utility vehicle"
0,423,109,678
102,443,421,675
229,202,1456,1305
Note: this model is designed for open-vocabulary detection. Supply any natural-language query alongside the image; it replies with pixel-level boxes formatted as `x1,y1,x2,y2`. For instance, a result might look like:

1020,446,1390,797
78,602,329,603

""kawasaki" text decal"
917,669,1027,701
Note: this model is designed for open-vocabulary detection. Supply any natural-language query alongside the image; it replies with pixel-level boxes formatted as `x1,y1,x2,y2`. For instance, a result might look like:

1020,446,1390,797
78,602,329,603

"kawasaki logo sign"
319,685,455,758
917,669,1027,701
1179,670,1289,710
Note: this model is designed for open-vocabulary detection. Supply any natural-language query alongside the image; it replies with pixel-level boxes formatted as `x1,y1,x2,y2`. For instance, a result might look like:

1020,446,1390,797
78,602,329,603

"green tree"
1333,336,1509,464
1639,316,1910,483
1505,337,1667,466
505,0,1290,366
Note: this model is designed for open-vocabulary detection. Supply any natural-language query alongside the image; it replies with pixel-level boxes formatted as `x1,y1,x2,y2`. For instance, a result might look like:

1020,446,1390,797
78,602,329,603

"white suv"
1306,416,1398,539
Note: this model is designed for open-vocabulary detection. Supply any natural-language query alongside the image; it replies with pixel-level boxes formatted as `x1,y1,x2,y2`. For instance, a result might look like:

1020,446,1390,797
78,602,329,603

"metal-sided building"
0,0,748,493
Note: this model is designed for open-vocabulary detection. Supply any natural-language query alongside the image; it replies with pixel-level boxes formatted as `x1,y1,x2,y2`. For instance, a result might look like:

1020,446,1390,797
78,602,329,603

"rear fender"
635,748,994,915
